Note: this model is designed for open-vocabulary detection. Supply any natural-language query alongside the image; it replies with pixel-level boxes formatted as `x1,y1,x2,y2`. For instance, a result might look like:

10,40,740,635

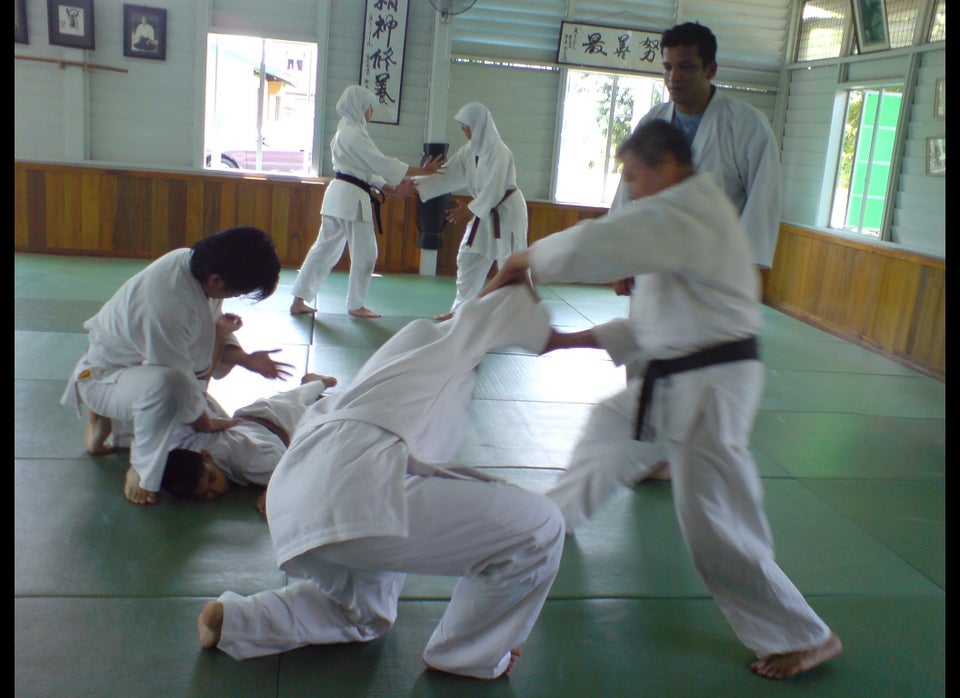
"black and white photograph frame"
15,0,29,44
47,0,95,50
926,137,945,177
851,0,889,53
123,4,166,61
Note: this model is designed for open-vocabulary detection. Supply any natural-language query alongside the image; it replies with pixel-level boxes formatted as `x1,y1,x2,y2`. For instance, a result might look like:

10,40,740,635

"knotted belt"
335,172,385,235
465,188,517,247
634,336,759,441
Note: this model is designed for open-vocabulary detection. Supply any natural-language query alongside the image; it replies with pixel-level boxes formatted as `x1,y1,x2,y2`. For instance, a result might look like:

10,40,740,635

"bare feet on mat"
505,647,522,675
750,632,843,679
302,372,338,388
434,311,454,322
290,298,316,315
84,410,115,455
123,466,158,505
198,600,224,649
348,307,381,319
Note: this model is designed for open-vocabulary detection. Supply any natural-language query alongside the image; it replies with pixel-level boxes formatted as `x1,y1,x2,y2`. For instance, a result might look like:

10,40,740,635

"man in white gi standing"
289,85,443,318
413,103,528,321
481,120,842,680
557,21,785,498
61,226,294,506
199,284,565,680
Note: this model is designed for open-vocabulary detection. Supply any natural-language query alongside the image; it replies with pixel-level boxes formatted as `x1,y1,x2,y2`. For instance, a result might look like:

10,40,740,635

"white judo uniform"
213,286,565,679
292,85,410,312
537,172,832,657
170,380,331,487
558,89,785,519
60,249,237,494
620,90,782,269
415,103,527,313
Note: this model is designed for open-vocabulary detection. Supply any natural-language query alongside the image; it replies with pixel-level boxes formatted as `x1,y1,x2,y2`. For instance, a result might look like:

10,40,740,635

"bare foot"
631,460,672,485
198,600,224,649
348,307,381,319
433,311,453,322
750,632,843,680
505,647,522,675
124,466,158,505
302,372,338,388
290,298,316,315
255,491,267,515
84,410,115,455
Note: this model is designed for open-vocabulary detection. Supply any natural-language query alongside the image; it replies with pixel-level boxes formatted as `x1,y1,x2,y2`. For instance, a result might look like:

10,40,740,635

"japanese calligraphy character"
368,46,397,71
373,14,398,45
615,34,630,60
582,32,607,56
374,73,396,105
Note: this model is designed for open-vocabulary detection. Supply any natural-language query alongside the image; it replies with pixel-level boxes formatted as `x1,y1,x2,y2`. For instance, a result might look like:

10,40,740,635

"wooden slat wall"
14,161,944,379
765,224,945,379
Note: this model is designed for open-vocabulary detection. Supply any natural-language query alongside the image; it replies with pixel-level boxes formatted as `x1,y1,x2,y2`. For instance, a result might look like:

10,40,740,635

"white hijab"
336,85,376,129
454,102,503,158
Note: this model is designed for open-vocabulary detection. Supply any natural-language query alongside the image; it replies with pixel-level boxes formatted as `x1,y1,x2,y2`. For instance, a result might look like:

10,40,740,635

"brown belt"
335,172,384,235
465,188,517,247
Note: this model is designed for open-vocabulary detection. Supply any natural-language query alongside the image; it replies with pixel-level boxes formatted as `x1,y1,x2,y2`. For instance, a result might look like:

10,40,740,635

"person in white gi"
414,103,528,321
159,373,338,510
60,226,294,506
480,120,842,680
289,85,444,319
570,21,785,493
198,285,565,680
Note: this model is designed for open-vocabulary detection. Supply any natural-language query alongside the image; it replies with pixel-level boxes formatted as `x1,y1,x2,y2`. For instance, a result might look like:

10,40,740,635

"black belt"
635,336,759,441
465,188,517,247
335,172,384,236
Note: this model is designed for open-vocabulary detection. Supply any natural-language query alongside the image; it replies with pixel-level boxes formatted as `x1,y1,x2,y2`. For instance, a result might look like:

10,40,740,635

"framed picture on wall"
123,4,166,60
15,0,28,44
934,78,944,118
851,0,889,53
47,0,95,50
926,137,945,177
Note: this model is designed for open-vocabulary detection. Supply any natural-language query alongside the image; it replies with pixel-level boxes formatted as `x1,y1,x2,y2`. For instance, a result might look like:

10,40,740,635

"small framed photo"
926,137,945,177
123,4,166,61
934,78,944,118
851,0,889,53
47,0,95,50
15,0,28,44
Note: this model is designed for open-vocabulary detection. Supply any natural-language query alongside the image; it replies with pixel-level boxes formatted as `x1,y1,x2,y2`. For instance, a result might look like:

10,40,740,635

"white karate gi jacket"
320,118,409,224
265,287,552,569
620,91,782,269
532,172,762,441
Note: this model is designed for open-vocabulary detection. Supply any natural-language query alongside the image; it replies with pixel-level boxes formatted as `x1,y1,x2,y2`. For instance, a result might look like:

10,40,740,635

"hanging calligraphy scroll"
360,0,410,125
557,21,662,74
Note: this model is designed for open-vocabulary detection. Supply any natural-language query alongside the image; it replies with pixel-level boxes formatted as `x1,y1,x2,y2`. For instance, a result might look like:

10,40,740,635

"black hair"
617,119,693,169
189,226,281,302
161,449,206,498
661,22,718,66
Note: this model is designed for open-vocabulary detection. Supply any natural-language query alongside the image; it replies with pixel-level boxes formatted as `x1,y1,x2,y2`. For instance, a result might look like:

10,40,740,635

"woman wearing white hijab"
291,85,443,318
414,103,527,320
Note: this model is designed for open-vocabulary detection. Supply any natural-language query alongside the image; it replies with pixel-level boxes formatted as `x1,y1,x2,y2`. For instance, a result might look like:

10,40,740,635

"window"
829,86,902,237
204,34,317,175
554,69,665,206
796,0,849,62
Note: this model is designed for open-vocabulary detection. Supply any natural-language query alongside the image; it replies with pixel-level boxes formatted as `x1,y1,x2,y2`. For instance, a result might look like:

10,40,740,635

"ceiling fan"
427,0,478,22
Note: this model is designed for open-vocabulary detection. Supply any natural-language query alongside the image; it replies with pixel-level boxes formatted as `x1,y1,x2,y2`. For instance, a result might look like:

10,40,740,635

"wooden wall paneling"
150,179,171,257
166,179,188,250
873,257,917,354
98,172,118,252
44,170,64,251
185,179,206,244
80,171,101,251
26,168,47,251
269,184,292,264
909,266,945,371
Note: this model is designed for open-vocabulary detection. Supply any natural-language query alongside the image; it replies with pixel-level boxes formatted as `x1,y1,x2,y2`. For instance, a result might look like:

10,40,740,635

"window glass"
554,69,665,206
830,86,903,237
796,0,848,62
204,34,317,175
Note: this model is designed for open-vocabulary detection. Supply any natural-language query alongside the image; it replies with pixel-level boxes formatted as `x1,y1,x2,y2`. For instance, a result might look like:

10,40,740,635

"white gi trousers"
292,214,377,312
74,365,202,493
216,422,565,679
450,226,521,314
555,363,832,657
